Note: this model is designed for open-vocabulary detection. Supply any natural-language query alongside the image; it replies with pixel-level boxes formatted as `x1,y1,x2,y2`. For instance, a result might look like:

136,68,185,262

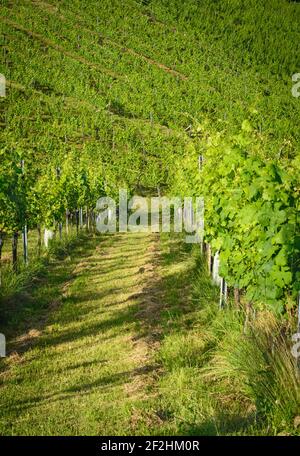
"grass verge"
153,233,300,436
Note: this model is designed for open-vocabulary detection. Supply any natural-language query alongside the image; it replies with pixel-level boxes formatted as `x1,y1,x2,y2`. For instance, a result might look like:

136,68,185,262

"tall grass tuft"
159,242,300,435
201,307,300,434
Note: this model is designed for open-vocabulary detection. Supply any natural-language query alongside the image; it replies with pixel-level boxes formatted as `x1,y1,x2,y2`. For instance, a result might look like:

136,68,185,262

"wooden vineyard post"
85,206,88,231
37,225,41,256
91,210,94,233
76,209,79,235
12,232,18,272
79,207,83,230
22,224,28,265
21,159,28,265
210,253,214,276
87,207,91,232
56,167,66,241
198,156,204,253
56,166,63,240
66,210,69,235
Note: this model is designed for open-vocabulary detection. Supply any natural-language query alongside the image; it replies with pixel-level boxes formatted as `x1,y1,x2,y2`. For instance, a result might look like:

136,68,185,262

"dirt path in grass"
0,232,171,435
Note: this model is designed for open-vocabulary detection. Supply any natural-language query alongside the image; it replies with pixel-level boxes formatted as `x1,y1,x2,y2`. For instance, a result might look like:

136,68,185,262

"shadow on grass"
0,231,254,435
179,410,257,436
134,232,256,436
37,304,140,349
0,233,100,351
1,359,158,417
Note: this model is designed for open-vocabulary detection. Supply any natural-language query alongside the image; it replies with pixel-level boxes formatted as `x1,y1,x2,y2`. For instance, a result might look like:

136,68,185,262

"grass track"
2,231,275,436
0,231,198,435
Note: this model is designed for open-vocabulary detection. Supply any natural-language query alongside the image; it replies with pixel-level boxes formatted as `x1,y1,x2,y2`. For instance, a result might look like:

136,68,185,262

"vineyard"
0,0,300,437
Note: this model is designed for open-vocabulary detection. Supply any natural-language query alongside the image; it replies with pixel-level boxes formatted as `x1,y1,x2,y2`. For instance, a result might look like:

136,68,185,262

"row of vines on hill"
170,118,300,313
0,0,188,266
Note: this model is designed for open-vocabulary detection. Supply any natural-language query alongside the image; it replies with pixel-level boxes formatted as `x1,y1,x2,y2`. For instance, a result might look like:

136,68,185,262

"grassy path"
0,231,198,435
2,232,265,436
